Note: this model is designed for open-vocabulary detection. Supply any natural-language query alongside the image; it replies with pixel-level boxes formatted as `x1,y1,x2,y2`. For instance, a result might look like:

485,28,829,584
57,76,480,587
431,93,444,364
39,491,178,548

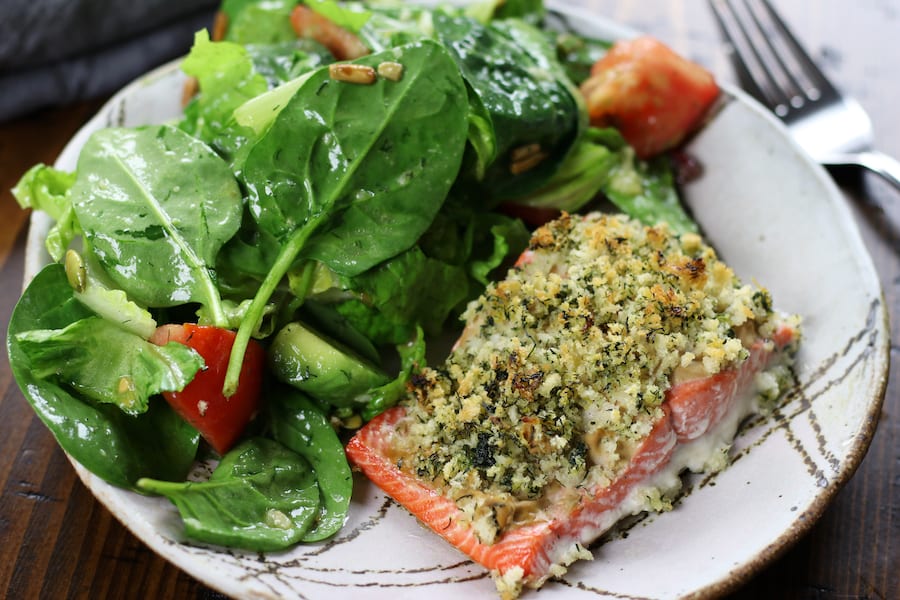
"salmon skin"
346,213,799,598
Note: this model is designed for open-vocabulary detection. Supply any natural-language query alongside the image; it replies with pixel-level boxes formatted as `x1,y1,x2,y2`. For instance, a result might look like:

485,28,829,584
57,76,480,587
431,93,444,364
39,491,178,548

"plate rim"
19,3,890,598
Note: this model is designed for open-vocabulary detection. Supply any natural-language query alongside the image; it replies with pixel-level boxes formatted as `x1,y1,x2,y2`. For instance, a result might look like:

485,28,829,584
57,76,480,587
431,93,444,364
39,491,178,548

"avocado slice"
268,322,390,407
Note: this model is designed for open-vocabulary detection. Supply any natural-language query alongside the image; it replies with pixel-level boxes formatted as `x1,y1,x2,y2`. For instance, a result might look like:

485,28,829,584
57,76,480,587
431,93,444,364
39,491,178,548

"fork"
708,0,900,191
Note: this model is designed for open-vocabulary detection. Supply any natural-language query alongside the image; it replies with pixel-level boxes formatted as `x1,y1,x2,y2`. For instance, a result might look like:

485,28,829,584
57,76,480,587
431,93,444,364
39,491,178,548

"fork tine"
709,0,838,118
739,0,808,113
708,0,785,111
751,0,840,102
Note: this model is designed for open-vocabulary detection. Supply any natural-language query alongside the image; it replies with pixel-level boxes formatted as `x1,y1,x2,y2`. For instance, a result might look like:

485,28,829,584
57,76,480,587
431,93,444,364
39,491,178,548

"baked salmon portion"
346,213,799,598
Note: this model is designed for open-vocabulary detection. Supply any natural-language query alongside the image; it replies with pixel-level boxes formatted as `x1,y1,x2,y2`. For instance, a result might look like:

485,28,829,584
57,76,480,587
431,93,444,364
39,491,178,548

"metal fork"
709,0,900,191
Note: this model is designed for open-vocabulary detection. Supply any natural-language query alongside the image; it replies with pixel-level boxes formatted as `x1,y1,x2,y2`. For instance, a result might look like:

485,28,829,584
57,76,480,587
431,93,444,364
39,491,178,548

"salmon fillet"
346,213,798,598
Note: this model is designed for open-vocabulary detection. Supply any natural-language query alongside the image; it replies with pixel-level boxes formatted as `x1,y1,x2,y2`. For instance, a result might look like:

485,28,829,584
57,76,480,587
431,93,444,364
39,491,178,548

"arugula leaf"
224,39,469,395
137,437,321,551
7,264,200,488
70,124,243,326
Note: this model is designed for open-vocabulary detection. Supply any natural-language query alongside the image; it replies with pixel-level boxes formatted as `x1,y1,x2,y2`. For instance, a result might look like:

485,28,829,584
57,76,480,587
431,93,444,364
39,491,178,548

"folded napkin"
0,0,219,121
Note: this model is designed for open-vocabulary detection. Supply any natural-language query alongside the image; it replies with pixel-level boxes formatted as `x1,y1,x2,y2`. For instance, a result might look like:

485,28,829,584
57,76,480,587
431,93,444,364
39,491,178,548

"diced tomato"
150,324,265,455
580,35,720,158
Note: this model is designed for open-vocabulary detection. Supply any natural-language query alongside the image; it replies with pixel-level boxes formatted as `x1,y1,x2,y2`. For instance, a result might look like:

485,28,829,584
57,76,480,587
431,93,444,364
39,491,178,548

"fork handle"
821,151,900,192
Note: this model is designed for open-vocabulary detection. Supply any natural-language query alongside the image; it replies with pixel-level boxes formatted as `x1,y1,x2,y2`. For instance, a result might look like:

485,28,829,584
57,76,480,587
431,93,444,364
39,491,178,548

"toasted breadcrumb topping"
392,213,788,544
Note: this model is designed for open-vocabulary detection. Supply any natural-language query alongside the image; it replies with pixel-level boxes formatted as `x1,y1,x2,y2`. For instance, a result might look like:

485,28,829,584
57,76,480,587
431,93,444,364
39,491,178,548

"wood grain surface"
1,1,896,598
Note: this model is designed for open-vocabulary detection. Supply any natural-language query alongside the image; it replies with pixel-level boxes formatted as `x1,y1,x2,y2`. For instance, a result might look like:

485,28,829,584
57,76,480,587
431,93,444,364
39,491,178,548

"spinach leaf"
245,40,334,88
333,299,412,347
224,39,469,395
215,211,285,294
461,83,499,181
7,264,200,488
137,437,320,551
242,40,468,275
433,11,581,202
269,388,352,541
466,211,530,284
15,316,203,415
71,125,243,326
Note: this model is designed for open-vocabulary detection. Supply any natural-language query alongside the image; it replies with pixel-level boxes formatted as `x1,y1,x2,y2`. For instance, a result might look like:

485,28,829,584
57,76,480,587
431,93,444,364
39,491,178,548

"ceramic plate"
23,2,888,599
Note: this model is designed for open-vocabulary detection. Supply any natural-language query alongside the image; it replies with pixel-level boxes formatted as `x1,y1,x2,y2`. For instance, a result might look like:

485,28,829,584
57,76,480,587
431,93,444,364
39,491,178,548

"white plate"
24,3,889,599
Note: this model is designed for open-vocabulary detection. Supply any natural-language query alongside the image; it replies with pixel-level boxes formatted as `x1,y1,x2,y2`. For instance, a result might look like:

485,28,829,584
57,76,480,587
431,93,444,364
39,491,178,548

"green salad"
7,0,703,552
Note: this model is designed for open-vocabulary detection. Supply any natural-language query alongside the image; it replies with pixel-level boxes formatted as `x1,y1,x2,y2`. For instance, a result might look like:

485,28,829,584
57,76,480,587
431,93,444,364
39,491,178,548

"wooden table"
1,1,896,598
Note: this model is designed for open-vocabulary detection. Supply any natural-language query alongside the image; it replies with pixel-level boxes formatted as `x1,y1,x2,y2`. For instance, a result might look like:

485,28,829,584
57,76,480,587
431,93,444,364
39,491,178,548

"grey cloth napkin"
0,0,219,121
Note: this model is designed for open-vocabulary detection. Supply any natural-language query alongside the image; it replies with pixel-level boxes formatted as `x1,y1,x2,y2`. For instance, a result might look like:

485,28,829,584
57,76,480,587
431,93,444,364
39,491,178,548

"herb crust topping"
392,213,788,543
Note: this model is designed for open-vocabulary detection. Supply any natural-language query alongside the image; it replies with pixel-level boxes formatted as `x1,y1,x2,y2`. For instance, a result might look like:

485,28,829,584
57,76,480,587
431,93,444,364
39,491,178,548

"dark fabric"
0,1,219,121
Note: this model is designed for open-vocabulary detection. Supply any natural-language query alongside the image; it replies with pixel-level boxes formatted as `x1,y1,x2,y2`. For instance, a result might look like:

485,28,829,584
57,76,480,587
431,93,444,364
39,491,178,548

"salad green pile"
8,0,697,551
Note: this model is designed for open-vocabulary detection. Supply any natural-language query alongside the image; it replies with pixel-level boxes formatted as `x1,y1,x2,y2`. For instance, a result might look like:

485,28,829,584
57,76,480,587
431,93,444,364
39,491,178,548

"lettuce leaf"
179,30,269,160
505,127,698,234
16,316,203,415
331,209,527,345
221,0,299,44
8,264,201,488
12,163,78,260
